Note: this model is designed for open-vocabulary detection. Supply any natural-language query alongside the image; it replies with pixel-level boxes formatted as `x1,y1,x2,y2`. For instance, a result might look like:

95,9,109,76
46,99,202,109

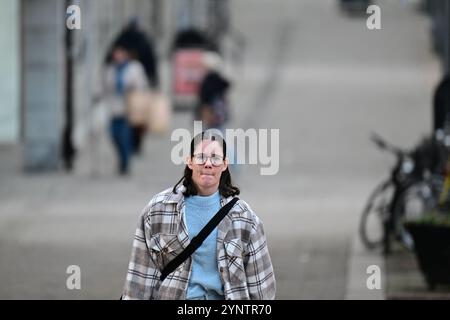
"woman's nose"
204,157,213,167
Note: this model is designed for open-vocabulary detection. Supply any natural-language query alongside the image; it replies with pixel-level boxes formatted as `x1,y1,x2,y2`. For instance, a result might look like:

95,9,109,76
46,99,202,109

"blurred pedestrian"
106,17,159,155
103,43,148,175
196,52,231,131
122,130,276,299
433,74,450,133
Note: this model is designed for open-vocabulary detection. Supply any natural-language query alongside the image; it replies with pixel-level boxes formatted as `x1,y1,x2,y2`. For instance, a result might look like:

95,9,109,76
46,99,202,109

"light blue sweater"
185,191,224,299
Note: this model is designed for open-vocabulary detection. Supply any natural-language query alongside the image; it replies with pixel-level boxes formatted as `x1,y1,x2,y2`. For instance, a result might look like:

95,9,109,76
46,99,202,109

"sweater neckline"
185,190,220,208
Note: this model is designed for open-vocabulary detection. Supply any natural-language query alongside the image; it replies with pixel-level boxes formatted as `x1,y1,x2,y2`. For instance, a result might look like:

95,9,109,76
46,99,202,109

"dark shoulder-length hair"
173,130,240,198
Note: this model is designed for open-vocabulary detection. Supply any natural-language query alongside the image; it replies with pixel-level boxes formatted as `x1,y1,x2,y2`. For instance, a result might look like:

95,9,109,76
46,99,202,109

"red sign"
173,49,206,96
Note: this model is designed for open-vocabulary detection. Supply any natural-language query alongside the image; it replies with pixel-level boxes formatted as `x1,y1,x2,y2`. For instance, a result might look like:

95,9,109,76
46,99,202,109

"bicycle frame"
361,133,424,253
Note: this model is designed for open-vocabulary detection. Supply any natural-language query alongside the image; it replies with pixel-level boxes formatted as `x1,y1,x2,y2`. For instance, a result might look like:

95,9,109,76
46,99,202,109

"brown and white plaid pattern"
122,185,276,300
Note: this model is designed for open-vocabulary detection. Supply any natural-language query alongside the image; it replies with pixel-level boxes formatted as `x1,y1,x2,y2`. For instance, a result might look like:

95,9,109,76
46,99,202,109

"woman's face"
187,140,228,196
112,47,129,64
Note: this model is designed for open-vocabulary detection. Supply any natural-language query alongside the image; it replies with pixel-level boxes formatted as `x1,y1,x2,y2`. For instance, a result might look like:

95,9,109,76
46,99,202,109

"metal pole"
63,0,76,171
445,0,450,74
83,0,99,178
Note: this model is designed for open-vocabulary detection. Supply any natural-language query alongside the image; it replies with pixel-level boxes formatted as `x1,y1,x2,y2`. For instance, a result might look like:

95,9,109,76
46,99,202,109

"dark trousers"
132,125,146,155
110,116,133,174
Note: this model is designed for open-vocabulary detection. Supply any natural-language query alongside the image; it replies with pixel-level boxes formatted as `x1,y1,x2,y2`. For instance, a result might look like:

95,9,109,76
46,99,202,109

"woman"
122,131,276,299
108,18,160,155
103,43,148,175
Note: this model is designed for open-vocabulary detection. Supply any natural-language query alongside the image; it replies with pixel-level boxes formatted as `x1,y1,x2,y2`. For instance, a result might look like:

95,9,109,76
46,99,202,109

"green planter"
405,222,450,290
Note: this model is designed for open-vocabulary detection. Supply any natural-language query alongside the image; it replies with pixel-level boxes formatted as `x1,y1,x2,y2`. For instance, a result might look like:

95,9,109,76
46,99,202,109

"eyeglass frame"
191,153,226,166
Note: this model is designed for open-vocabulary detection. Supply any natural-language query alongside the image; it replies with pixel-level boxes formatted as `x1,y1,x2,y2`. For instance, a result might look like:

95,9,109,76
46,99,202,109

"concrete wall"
22,0,65,170
0,0,20,144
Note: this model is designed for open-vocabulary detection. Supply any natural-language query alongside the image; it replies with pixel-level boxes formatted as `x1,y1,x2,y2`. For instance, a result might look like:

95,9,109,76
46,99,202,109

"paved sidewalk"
0,0,445,300
385,246,450,300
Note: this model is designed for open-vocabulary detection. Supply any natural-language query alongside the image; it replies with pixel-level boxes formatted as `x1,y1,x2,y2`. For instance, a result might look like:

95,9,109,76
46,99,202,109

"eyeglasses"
192,153,224,166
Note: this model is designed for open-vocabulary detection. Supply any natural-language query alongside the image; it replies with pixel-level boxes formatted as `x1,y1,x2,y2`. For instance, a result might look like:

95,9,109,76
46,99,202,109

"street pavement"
0,0,442,299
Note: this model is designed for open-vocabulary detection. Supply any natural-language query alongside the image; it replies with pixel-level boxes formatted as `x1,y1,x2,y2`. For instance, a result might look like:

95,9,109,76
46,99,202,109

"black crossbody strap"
159,197,239,282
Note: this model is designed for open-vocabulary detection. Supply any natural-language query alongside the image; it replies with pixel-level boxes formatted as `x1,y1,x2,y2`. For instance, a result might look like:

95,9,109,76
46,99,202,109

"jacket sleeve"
245,217,276,300
122,205,160,299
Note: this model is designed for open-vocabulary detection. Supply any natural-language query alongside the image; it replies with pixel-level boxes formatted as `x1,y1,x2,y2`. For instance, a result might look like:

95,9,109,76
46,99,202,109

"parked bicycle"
359,132,437,254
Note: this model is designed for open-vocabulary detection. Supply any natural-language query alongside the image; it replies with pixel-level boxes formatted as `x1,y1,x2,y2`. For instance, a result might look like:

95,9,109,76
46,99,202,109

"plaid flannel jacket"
122,186,276,300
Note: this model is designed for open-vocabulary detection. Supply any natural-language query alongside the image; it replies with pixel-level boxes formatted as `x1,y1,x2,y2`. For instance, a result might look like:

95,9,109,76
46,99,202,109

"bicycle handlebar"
370,132,405,158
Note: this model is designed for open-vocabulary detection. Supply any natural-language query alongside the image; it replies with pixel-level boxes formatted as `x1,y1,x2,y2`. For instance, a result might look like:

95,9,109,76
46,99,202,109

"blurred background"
0,0,449,299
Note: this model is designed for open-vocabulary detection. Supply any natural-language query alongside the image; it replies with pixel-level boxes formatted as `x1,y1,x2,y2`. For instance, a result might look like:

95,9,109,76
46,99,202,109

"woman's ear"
186,156,193,170
222,157,229,172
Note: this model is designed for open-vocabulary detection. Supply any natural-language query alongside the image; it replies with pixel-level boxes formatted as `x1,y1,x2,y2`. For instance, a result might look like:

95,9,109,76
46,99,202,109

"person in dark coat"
433,74,450,133
196,52,231,131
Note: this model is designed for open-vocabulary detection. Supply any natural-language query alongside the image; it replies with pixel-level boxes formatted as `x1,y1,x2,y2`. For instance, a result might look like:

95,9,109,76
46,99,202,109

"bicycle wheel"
359,180,394,250
392,181,437,250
